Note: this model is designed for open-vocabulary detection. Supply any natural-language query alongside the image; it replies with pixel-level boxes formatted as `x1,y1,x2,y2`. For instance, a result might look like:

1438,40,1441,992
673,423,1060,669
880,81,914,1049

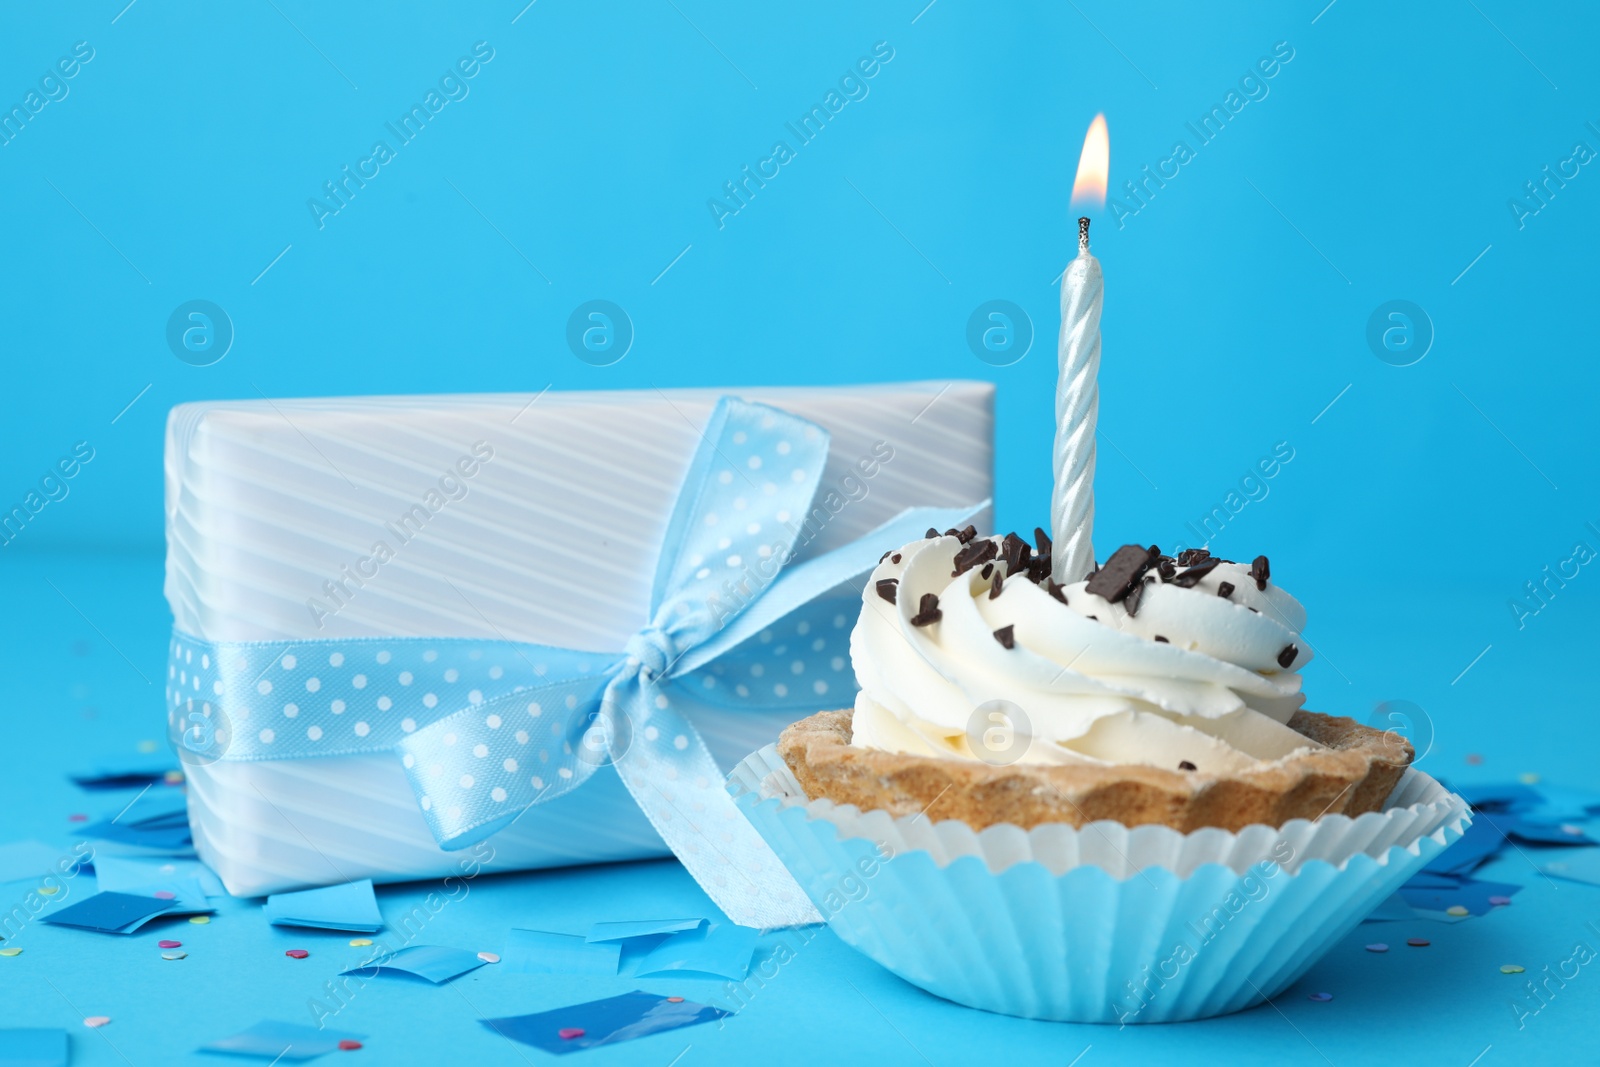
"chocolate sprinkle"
989,573,1004,600
1217,581,1235,599
925,527,939,538
1170,558,1222,588
1085,614,1098,621
980,563,994,580
1178,760,1197,771
992,625,1015,649
891,553,902,564
910,592,942,626
1251,554,1270,591
957,524,978,544
952,539,998,576
1084,544,1158,603
1154,635,1169,643
1046,579,1068,605
875,578,898,604
1277,644,1298,668
1033,527,1052,556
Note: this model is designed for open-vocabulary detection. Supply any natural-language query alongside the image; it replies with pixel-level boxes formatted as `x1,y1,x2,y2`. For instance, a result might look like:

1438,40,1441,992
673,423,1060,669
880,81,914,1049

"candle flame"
1070,113,1109,208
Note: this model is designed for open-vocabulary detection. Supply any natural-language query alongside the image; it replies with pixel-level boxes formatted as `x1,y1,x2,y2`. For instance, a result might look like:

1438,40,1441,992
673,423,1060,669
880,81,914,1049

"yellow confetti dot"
164,770,185,784
188,916,211,925
1501,965,1525,974
349,938,373,947
137,740,158,753
38,886,59,896
1446,905,1470,916
1520,772,1541,785
0,948,21,957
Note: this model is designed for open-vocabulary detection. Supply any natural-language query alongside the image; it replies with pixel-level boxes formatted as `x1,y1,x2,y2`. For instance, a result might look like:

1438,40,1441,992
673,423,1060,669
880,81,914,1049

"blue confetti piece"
618,922,757,981
340,945,485,984
503,930,621,975
587,917,706,943
198,1019,364,1060
481,991,728,1054
41,891,176,934
264,879,383,932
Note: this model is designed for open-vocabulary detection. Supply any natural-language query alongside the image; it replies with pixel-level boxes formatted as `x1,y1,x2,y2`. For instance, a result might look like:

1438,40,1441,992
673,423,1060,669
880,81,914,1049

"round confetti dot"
68,814,87,822
0,948,22,957
1501,964,1526,974
349,938,373,947
158,940,182,949
285,949,310,959
137,740,158,753
1519,772,1541,785
1307,993,1333,1002
1465,753,1483,765
338,1039,363,1050
38,886,59,896
1407,938,1430,947
1488,895,1512,906
558,1028,585,1041
477,952,500,964
164,770,185,784
1562,824,1586,836
1446,905,1470,917
188,916,211,925
666,996,684,1003
153,890,176,900
1365,943,1389,953
83,1016,111,1028
162,951,187,961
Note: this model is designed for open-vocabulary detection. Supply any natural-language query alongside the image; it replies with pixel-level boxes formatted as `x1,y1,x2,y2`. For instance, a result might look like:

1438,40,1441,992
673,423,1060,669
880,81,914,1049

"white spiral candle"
1051,216,1102,584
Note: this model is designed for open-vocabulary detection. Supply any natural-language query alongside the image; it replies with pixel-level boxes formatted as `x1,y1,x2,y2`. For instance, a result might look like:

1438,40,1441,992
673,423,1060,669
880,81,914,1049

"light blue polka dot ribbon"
167,396,985,928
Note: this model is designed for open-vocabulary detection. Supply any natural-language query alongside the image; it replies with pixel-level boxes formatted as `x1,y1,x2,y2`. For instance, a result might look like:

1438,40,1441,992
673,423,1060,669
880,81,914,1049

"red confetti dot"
1465,753,1483,765
666,997,684,1003
1407,938,1430,947
558,1028,585,1041
338,1039,362,1050
158,940,181,949
285,949,310,959
153,891,176,900
1488,895,1512,906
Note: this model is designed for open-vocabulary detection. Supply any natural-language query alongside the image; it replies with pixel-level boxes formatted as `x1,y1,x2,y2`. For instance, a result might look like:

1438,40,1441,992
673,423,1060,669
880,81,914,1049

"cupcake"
730,527,1469,1023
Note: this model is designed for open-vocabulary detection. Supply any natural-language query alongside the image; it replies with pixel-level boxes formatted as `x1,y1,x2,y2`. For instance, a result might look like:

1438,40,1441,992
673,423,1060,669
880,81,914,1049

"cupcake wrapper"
730,746,1469,1023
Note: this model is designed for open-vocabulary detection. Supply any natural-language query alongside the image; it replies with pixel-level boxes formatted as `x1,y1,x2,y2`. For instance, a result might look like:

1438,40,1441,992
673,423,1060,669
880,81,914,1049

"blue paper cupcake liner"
729,746,1469,1023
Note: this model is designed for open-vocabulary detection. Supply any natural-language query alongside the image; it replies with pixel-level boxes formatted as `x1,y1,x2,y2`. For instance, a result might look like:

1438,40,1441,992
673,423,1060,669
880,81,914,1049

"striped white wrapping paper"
165,382,994,896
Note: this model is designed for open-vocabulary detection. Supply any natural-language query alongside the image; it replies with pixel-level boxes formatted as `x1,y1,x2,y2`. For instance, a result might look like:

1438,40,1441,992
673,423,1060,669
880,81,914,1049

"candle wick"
1077,216,1091,255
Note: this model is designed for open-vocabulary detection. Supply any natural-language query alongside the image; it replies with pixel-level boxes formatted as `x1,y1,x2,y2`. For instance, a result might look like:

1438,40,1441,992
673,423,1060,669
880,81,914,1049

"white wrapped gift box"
164,382,993,896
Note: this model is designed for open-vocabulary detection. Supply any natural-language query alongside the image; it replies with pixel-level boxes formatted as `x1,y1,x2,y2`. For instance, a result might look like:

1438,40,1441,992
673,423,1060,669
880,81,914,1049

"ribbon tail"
607,676,822,928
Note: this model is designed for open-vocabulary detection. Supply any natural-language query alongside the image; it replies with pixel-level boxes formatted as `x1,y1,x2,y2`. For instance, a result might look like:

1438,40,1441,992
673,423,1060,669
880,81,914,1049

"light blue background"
1,1,1597,1063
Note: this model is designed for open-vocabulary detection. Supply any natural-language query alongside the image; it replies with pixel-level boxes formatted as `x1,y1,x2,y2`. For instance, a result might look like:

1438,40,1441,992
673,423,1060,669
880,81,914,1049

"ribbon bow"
168,396,982,928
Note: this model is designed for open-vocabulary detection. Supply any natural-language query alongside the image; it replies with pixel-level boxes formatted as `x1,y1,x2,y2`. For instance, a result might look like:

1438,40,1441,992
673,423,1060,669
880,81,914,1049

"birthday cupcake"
730,527,1468,1022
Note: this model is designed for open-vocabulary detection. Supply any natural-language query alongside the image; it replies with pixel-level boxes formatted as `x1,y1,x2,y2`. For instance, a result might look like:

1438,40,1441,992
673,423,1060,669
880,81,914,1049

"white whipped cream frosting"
849,535,1321,774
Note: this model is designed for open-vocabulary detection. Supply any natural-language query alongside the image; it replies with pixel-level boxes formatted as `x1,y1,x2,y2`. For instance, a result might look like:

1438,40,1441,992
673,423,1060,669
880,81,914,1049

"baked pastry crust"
777,709,1413,832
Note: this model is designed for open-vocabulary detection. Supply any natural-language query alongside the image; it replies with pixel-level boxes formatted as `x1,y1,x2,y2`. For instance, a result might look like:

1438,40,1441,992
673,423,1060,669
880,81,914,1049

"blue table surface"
2,551,1597,1066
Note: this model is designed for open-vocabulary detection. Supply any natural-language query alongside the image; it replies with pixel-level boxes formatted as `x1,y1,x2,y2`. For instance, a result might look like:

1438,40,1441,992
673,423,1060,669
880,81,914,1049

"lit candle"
1051,114,1108,584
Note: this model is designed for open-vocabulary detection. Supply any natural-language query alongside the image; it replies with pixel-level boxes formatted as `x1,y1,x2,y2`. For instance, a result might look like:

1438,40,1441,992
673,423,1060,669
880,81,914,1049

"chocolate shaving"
925,527,939,538
879,550,892,563
988,573,1004,600
1045,579,1068,605
1176,548,1210,566
1027,555,1051,584
944,527,960,538
952,538,998,576
1170,558,1222,588
1217,581,1235,599
1157,558,1177,580
1033,527,1052,557
1277,644,1298,668
1178,760,1197,771
1251,554,1270,591
910,592,942,626
1154,635,1169,643
875,578,898,604
992,624,1015,649
1124,577,1149,617
1086,614,1099,621
1248,606,1259,613
1001,532,1031,575
956,524,978,544
891,553,902,564
1083,544,1158,603
980,563,994,580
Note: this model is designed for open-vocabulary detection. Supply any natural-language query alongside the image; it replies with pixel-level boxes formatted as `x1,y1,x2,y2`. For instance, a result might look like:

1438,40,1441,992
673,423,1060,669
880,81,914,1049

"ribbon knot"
623,626,674,681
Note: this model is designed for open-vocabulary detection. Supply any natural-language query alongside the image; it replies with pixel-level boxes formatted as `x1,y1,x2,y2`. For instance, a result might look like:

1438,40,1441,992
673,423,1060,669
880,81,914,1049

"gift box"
164,382,992,921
